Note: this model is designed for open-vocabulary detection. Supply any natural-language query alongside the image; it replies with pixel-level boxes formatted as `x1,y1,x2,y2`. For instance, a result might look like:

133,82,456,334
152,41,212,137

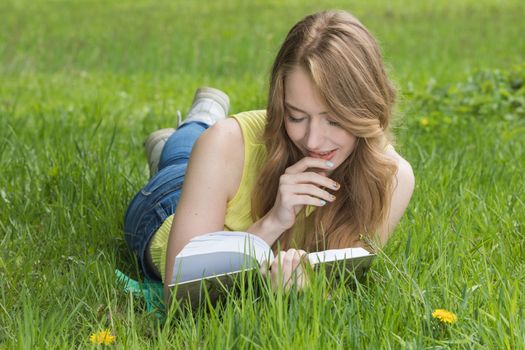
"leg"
124,87,230,280
146,87,230,176
124,163,186,280
157,121,208,170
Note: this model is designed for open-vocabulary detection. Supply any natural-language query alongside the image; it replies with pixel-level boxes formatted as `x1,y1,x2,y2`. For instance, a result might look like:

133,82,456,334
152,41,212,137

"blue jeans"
124,122,208,280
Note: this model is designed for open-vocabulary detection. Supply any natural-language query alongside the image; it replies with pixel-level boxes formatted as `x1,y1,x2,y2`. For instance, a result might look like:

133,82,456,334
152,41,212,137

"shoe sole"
144,128,175,177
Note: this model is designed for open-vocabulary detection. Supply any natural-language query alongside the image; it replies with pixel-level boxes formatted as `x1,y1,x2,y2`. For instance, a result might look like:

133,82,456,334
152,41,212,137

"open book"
168,231,375,308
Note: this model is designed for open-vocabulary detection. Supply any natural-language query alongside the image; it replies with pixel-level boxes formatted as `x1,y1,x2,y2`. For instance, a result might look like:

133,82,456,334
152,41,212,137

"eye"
287,115,306,123
328,120,341,127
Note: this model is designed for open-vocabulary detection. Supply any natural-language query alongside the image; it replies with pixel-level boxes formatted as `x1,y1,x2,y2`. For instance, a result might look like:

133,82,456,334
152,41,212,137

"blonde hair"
252,10,397,251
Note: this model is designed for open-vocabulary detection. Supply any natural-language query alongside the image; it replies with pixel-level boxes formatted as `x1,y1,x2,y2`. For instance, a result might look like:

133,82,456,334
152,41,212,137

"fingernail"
325,161,334,168
320,200,327,206
331,195,336,200
332,182,339,189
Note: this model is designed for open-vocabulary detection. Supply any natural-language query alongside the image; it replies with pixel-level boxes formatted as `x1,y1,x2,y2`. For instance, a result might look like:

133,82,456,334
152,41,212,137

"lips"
308,149,337,161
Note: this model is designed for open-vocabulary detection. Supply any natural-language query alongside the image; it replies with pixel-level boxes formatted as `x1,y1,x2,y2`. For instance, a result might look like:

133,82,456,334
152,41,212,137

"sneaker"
145,87,230,177
144,128,175,178
180,87,230,126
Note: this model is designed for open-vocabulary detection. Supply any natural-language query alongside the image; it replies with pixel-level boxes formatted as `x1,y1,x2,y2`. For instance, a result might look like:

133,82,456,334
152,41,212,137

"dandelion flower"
432,309,458,324
47,165,59,178
89,329,116,345
419,117,430,127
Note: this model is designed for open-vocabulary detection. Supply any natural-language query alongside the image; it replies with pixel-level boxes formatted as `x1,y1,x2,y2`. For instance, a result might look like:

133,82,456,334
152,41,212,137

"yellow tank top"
149,110,268,282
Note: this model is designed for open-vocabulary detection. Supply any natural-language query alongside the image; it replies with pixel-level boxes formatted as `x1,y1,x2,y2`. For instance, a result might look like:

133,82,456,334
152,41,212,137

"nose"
305,118,326,150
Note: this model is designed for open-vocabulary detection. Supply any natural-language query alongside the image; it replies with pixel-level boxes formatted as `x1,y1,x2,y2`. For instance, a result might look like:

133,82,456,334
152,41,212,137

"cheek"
348,136,357,151
340,133,357,154
284,122,303,143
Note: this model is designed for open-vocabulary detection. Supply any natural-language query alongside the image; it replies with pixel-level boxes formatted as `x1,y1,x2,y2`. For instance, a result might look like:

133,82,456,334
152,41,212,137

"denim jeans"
124,121,208,280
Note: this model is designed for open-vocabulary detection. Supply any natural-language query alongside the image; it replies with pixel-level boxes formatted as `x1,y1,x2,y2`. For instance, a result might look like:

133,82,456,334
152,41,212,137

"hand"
260,249,314,292
267,157,340,231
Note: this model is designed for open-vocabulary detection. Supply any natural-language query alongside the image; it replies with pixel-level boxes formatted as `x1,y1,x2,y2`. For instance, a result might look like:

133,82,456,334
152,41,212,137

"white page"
177,231,272,260
307,247,370,264
170,231,274,285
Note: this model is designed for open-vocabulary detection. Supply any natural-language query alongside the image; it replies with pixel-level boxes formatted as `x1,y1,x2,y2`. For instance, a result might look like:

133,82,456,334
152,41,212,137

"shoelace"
177,110,182,127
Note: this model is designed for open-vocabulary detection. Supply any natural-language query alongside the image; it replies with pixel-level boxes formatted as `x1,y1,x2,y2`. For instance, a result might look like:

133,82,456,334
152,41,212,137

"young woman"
124,10,415,303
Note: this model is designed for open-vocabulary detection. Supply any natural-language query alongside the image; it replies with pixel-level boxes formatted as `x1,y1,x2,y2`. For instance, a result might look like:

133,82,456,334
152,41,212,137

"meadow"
0,0,524,348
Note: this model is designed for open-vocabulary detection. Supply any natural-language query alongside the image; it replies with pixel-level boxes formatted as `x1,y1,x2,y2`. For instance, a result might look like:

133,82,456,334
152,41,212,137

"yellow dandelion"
419,117,430,127
89,329,116,345
47,165,59,178
432,309,458,324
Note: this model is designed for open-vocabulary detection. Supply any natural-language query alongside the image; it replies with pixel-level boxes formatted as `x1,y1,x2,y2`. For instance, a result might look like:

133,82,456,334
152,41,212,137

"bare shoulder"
385,147,415,191
378,146,415,244
194,118,244,199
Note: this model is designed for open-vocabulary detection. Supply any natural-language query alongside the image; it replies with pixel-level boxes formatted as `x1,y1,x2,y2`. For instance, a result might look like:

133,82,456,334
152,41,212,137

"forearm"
246,212,287,246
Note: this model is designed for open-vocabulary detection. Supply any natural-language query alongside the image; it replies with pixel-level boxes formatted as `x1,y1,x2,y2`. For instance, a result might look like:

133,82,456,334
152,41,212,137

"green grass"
1,0,524,348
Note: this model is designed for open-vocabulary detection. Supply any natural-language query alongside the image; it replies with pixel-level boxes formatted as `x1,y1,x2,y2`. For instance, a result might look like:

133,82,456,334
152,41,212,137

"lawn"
0,0,524,348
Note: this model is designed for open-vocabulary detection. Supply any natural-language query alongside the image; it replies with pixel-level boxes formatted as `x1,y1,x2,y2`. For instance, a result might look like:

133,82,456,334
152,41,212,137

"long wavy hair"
251,10,398,252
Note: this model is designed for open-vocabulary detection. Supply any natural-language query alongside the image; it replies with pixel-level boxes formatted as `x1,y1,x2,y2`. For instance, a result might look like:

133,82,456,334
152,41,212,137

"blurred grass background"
0,0,524,348
1,0,524,82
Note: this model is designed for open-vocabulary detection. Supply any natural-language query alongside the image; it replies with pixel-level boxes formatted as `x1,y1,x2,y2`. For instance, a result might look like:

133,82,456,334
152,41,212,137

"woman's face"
284,66,357,173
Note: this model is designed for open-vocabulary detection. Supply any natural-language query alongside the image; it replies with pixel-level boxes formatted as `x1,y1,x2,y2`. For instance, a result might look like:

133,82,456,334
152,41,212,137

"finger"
270,250,306,290
283,249,301,273
270,251,285,277
271,251,285,268
286,194,331,208
270,251,290,287
285,157,335,175
259,259,269,277
283,250,303,289
290,184,337,203
297,251,312,288
293,264,306,290
297,250,313,267
280,172,340,191
293,250,312,291
270,252,286,290
297,249,308,265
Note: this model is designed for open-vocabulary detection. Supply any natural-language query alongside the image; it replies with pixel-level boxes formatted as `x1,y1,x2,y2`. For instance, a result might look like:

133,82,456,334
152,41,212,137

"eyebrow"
284,102,328,116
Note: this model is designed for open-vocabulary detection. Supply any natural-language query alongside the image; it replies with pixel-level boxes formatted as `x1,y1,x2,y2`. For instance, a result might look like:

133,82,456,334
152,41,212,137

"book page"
307,247,370,264
171,252,258,284
169,231,274,286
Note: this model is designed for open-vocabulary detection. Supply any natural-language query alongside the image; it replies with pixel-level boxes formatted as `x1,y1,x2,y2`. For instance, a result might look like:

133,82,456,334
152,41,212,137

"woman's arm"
163,119,244,302
248,157,339,292
246,157,338,245
379,148,415,246
163,120,339,301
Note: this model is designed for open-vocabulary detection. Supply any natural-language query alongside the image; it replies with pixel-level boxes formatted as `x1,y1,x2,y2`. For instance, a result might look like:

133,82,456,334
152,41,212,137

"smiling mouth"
308,149,337,161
